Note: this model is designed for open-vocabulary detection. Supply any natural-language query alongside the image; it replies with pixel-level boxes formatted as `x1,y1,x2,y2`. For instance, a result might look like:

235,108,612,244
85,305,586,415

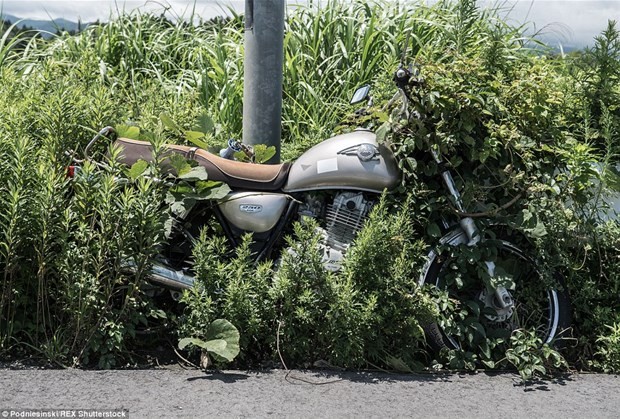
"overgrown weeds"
181,196,435,370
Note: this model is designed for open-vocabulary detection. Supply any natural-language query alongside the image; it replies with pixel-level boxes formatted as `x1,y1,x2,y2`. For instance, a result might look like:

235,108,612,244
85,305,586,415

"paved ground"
1,367,619,418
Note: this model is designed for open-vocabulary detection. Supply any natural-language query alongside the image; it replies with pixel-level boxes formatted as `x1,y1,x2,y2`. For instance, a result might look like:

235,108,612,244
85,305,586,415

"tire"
422,238,572,352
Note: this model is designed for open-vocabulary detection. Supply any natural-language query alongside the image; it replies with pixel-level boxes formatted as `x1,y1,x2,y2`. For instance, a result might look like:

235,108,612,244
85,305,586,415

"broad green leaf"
166,186,194,202
479,342,491,359
404,157,417,172
168,196,197,217
376,121,391,143
490,265,516,290
185,131,210,150
194,113,215,134
170,200,188,217
178,337,208,350
204,339,227,355
471,321,486,338
160,113,181,132
196,180,225,190
178,166,209,181
463,119,475,133
182,198,197,215
204,183,231,200
481,359,495,369
520,209,533,223
465,300,481,317
126,159,148,180
169,154,192,176
526,219,548,239
196,181,231,200
116,125,140,139
479,148,490,163
375,110,389,123
253,144,276,163
205,319,240,362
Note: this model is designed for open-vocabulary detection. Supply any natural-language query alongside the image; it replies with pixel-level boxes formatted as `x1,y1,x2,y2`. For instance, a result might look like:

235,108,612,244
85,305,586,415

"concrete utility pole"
242,0,285,164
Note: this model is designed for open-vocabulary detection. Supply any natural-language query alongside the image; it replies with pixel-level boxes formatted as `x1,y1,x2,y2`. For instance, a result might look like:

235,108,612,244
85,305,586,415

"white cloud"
495,1,620,47
1,0,618,47
0,1,243,21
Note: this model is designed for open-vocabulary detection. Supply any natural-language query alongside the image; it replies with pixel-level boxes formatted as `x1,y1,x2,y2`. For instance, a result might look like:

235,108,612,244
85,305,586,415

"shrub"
186,232,275,365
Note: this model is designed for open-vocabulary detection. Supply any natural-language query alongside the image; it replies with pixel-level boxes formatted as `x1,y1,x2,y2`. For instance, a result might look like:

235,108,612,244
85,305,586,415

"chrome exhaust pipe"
148,263,195,290
123,261,195,290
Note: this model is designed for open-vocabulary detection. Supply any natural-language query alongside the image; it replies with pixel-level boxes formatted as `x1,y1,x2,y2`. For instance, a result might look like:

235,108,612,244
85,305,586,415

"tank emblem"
317,157,338,174
239,204,263,213
337,143,379,162
357,143,379,162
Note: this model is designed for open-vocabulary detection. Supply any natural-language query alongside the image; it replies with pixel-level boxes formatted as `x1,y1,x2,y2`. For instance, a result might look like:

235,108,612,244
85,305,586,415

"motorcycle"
76,65,572,352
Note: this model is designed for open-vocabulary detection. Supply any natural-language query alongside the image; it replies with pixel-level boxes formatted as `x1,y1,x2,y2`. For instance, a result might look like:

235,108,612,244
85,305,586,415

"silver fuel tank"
282,130,400,193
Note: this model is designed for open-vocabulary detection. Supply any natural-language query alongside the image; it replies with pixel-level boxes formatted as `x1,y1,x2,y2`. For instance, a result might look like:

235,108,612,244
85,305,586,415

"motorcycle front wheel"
421,238,572,352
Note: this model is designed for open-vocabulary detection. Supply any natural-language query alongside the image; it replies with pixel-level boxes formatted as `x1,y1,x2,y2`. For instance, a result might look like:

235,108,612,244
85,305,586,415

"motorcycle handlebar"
84,126,116,161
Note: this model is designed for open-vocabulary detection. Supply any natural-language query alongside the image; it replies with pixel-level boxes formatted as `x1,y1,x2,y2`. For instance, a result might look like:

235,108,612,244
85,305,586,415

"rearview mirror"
350,85,371,104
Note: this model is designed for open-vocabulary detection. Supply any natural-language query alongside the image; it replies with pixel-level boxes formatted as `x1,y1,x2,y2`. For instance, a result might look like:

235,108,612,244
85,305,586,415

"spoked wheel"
422,239,572,352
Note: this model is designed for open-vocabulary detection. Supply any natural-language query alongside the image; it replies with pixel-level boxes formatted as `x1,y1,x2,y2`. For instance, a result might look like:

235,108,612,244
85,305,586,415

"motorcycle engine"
299,192,374,271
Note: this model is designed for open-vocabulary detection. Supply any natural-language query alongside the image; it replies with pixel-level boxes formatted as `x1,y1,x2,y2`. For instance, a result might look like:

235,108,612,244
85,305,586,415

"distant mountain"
536,32,589,53
1,13,90,36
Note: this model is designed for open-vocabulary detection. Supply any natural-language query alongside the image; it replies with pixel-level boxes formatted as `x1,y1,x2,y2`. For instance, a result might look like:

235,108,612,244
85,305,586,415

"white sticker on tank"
316,158,338,174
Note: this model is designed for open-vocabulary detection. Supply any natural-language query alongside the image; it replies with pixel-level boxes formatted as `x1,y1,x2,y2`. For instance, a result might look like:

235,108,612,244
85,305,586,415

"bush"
595,323,620,373
0,142,166,367
184,233,275,365
179,197,436,370
338,194,436,369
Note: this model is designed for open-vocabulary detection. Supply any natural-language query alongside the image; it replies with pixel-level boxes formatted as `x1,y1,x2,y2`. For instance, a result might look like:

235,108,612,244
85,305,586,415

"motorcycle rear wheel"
422,239,572,352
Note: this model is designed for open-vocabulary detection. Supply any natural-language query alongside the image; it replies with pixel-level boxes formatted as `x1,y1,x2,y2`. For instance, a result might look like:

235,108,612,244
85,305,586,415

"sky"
0,0,618,48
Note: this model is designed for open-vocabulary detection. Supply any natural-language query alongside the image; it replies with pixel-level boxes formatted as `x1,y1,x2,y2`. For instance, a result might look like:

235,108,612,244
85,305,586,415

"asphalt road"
1,367,619,418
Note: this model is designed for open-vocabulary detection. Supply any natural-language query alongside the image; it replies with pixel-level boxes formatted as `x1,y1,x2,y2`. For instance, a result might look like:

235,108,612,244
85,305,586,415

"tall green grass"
2,0,535,154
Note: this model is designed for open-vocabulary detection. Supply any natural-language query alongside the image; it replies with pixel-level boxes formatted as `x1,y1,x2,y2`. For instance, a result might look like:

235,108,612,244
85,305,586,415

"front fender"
417,228,468,287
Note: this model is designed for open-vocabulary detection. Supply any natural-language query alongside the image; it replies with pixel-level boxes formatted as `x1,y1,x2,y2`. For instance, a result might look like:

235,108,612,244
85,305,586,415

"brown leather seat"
113,138,290,191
